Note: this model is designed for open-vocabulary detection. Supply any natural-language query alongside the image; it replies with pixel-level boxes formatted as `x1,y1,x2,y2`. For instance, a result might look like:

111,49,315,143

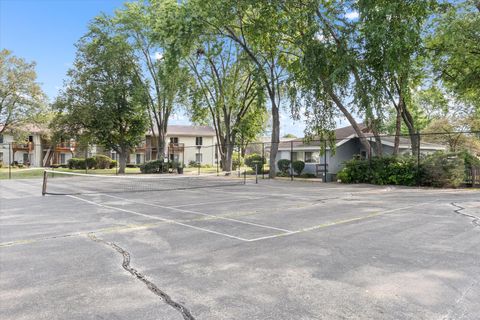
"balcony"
168,143,184,153
12,142,34,152
55,142,76,151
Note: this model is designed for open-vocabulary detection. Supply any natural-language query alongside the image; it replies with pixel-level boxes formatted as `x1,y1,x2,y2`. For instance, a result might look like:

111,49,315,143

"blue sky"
1,0,310,136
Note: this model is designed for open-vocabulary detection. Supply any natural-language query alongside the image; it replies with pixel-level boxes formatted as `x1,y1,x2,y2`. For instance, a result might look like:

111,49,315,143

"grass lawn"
0,167,141,180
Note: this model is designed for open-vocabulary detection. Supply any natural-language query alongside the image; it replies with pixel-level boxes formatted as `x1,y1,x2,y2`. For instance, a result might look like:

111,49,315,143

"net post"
42,170,47,196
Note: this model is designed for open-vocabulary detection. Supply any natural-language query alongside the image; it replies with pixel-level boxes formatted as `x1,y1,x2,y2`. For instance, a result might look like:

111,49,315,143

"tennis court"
1,173,479,320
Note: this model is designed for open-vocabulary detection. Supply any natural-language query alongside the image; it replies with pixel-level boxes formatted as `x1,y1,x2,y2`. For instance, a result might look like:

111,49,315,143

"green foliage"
338,152,467,188
110,160,118,169
68,158,85,169
277,159,291,174
244,154,266,171
52,17,149,174
139,160,164,174
94,155,113,169
299,173,316,178
0,49,47,134
232,151,244,170
85,157,96,169
428,1,480,114
421,152,465,188
292,160,305,176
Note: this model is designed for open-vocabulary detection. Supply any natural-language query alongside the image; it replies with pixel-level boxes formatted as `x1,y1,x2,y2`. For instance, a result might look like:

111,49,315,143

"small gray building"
276,125,446,176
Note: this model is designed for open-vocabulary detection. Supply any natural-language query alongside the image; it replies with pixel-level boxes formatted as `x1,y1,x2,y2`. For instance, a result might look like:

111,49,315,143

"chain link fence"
1,131,479,186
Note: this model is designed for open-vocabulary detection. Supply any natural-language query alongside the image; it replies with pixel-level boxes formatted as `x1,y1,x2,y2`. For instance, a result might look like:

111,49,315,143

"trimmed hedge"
292,160,305,176
139,160,164,174
244,154,266,172
337,152,467,188
277,159,291,174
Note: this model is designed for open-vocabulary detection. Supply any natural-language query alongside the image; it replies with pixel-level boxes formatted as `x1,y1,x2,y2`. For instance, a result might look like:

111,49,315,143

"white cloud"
345,11,359,20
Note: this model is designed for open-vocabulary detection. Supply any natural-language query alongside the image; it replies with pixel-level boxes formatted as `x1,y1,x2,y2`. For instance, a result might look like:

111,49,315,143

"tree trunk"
223,143,234,171
326,86,371,154
393,107,402,156
118,150,127,174
157,125,166,160
269,103,280,178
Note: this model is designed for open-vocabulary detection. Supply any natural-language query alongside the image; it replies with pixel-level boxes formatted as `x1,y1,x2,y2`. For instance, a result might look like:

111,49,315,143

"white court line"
168,196,267,208
67,195,251,242
99,193,293,233
245,201,433,242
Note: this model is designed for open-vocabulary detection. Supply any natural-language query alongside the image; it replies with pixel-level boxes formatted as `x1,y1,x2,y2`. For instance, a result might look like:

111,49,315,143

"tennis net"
42,170,245,195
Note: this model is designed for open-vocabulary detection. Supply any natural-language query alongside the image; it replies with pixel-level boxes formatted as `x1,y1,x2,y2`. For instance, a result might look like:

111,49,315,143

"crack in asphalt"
88,233,196,320
450,202,480,227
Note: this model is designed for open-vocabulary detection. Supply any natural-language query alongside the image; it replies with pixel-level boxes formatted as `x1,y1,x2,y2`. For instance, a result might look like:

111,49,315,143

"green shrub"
85,157,96,169
292,160,305,176
299,173,316,178
421,152,464,188
276,171,290,177
337,152,465,188
244,154,266,172
277,159,291,174
139,160,163,174
110,160,118,169
232,151,244,170
95,155,113,169
68,158,85,169
188,160,199,168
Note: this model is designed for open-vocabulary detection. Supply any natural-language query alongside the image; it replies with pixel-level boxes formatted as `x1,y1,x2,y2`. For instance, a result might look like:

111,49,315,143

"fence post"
215,143,219,176
9,142,12,179
85,147,88,174
238,144,241,177
42,170,47,196
262,142,265,179
255,164,258,184
417,132,421,186
324,139,327,183
290,140,293,181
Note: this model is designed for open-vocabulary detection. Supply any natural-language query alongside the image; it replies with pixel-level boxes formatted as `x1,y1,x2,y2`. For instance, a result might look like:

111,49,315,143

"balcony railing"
55,142,76,151
168,143,184,153
12,142,34,151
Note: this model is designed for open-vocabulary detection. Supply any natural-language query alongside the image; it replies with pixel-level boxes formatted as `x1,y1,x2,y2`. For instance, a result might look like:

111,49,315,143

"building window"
360,151,367,159
0,135,3,143
170,137,179,144
305,152,313,163
195,153,202,163
136,154,141,164
291,152,298,161
195,137,203,146
60,153,66,164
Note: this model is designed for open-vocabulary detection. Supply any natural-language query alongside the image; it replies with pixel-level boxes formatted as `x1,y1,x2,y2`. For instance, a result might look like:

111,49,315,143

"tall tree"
53,17,149,174
359,0,437,155
189,0,292,178
0,49,46,134
114,1,190,159
187,38,266,171
428,0,480,120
